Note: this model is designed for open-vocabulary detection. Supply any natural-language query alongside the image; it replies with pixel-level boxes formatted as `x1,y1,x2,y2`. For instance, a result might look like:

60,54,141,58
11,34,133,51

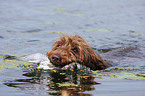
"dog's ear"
88,54,107,70
73,35,109,70
81,48,109,70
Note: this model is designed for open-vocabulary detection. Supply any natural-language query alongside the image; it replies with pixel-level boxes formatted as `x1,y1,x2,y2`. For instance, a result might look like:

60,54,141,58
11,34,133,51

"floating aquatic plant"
115,72,145,80
83,29,112,32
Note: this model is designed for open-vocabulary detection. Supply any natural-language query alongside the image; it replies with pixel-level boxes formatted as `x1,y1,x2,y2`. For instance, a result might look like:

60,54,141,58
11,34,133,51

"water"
0,0,145,96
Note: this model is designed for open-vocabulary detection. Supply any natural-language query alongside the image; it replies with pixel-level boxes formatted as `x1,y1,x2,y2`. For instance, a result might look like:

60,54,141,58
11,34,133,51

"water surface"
0,0,145,96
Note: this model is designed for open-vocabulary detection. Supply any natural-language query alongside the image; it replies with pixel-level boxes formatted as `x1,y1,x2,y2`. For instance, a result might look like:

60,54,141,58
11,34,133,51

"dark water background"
0,0,145,96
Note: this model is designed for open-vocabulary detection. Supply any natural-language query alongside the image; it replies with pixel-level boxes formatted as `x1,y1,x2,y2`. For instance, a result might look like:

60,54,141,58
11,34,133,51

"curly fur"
47,35,109,70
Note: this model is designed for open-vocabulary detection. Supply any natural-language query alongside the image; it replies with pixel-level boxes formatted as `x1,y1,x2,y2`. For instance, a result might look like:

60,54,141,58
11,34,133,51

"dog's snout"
52,55,61,63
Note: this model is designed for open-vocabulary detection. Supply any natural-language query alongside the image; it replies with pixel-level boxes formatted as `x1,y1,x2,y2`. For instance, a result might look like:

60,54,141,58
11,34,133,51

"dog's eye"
72,48,78,53
56,44,62,48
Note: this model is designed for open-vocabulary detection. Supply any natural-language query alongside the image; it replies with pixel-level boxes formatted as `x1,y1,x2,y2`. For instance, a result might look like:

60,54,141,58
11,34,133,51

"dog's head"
47,35,108,70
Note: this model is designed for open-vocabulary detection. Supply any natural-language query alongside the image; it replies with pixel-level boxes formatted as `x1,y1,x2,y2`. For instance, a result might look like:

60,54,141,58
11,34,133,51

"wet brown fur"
47,35,109,70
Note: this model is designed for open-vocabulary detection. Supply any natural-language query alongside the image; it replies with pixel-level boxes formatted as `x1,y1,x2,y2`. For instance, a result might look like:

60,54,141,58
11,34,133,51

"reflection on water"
4,69,100,96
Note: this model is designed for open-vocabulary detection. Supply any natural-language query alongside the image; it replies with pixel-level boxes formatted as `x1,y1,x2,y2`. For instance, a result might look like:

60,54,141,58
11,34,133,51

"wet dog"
47,35,110,70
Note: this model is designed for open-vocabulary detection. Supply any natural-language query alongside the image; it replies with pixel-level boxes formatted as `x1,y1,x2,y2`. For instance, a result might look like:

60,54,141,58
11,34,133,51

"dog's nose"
51,55,61,64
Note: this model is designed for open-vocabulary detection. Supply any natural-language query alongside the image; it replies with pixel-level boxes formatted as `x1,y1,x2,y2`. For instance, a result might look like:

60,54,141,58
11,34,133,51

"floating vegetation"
1,53,145,81
57,83,78,87
110,67,140,71
43,31,67,34
129,30,144,36
136,73,145,77
1,58,145,80
83,29,112,32
54,8,66,12
1,50,9,54
129,30,138,33
92,70,108,79
0,63,19,71
0,59,34,71
54,8,84,17
92,68,145,80
76,13,84,17
115,72,145,80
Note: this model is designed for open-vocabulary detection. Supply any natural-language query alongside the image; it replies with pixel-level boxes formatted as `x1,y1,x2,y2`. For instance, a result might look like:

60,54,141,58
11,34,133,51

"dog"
47,35,110,70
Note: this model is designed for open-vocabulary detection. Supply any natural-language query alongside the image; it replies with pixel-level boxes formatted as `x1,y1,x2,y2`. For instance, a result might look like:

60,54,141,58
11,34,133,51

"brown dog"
47,35,110,70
